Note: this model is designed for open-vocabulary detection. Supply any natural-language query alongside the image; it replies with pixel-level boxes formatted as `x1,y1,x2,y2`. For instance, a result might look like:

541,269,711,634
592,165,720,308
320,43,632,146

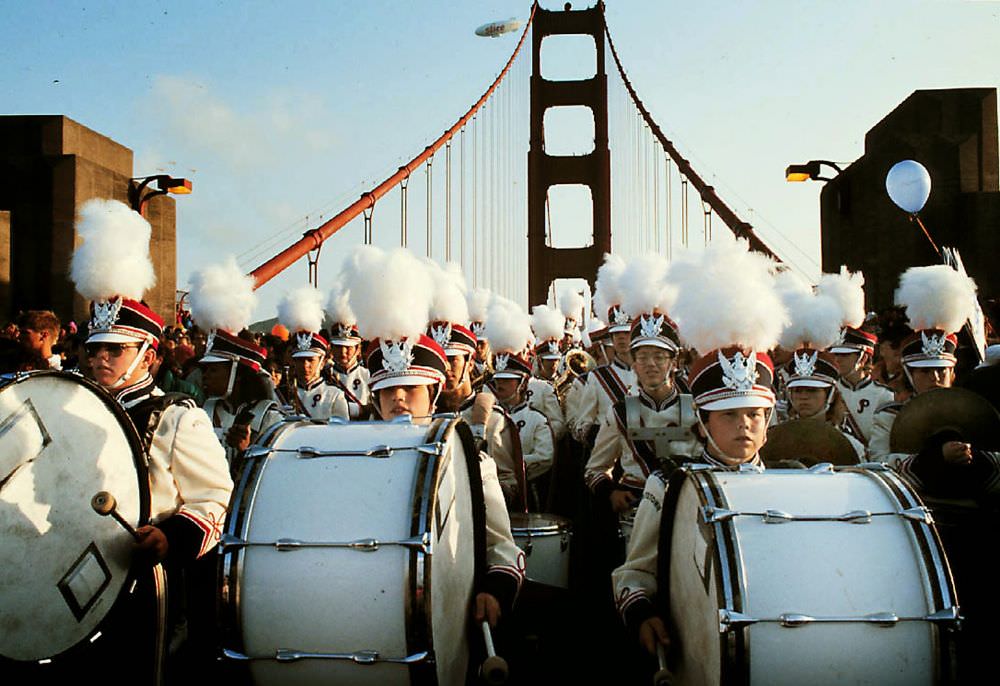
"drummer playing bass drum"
612,239,784,660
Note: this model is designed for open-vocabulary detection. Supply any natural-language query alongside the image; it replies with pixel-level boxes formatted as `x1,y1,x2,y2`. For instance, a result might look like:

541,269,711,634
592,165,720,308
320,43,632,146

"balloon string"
911,214,941,256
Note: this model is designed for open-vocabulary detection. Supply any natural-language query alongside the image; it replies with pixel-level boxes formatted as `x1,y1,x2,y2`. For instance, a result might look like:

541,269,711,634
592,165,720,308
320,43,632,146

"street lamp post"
128,174,193,216
785,160,843,183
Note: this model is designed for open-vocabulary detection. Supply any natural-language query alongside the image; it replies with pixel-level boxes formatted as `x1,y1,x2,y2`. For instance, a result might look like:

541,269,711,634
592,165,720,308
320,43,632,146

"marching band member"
585,255,698,526
561,317,606,431
558,288,586,352
467,288,495,392
491,304,556,511
776,274,865,457
189,258,283,464
278,285,349,421
817,268,893,444
528,303,567,440
324,284,371,419
869,265,987,468
572,254,636,443
69,199,233,681
612,237,787,658
344,245,526,627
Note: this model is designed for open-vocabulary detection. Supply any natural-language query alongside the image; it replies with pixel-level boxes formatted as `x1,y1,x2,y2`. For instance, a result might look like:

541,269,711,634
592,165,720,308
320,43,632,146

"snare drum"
509,512,571,588
0,371,147,664
660,465,959,685
220,416,485,686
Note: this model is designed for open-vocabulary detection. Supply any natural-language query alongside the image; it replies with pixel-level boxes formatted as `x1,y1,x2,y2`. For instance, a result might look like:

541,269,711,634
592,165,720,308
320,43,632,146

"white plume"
188,257,256,332
669,235,788,353
530,304,565,341
815,267,866,328
778,290,844,350
342,246,433,341
70,199,155,301
774,268,813,304
485,298,534,354
621,254,676,317
426,259,470,324
467,288,493,323
325,282,356,326
557,288,586,321
592,253,627,318
278,285,325,334
895,264,978,333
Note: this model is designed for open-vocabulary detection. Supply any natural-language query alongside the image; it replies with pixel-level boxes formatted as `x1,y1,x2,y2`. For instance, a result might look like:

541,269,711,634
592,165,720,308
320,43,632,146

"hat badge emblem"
381,338,414,373
336,323,353,338
91,298,124,331
921,331,947,358
471,322,486,338
547,340,560,356
611,306,630,326
640,313,665,339
205,331,217,354
430,323,452,349
296,332,314,352
495,352,510,372
719,349,758,391
793,350,818,378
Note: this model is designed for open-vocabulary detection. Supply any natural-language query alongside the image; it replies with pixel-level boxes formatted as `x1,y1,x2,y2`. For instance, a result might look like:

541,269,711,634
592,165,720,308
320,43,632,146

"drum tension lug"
719,609,756,632
417,442,444,456
702,506,737,523
926,607,961,623
899,507,933,525
807,462,834,474
244,446,271,461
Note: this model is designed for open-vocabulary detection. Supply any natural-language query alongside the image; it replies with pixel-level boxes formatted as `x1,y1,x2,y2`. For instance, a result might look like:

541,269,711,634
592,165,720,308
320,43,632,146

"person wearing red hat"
278,286,349,421
324,285,371,420
67,199,233,681
345,246,525,631
612,238,786,660
829,327,893,444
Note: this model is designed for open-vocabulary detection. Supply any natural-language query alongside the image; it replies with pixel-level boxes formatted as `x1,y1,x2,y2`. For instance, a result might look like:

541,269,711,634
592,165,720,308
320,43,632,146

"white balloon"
885,160,931,213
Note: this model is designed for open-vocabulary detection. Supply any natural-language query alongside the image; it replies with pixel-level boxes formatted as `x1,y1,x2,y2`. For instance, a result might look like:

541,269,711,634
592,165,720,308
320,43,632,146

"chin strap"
109,339,151,389
224,360,238,399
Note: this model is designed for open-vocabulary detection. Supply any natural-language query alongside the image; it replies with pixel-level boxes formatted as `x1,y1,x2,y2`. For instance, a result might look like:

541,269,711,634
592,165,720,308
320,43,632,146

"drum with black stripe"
220,415,486,686
658,464,959,685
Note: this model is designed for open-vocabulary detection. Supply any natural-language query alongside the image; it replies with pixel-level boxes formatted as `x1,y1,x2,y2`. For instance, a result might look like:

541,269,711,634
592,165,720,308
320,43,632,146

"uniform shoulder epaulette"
873,381,894,391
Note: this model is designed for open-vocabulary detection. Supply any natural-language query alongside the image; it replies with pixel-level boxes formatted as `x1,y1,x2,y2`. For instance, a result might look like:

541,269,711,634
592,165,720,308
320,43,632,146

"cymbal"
890,387,1000,453
762,419,860,467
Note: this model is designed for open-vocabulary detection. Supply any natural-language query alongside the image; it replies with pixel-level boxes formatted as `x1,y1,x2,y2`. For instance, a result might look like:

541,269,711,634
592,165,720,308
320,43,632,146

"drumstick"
653,643,673,686
91,491,140,540
480,621,509,685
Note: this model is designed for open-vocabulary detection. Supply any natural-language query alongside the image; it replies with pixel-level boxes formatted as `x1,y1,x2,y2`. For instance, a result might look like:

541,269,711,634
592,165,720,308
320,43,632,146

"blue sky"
3,1,998,321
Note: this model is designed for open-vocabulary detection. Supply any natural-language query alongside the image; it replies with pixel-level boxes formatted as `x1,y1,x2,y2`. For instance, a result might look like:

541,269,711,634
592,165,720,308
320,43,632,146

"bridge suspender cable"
601,3,781,263
247,3,538,290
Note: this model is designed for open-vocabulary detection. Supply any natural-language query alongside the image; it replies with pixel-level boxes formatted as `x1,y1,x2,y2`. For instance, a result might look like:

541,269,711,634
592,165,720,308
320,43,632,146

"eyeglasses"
634,352,674,366
85,342,141,358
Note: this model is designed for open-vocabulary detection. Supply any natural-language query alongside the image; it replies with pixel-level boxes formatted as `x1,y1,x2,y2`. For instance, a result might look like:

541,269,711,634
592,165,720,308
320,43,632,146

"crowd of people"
3,198,999,685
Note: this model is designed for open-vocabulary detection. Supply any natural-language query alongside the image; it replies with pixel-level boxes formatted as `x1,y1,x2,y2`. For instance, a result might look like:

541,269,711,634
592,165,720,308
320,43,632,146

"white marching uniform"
458,392,523,504
507,400,556,482
562,373,589,437
329,362,371,420
838,377,895,444
526,377,566,440
478,450,528,607
868,401,909,469
295,377,350,421
585,388,700,498
612,452,763,633
118,375,234,559
203,396,285,464
572,360,636,442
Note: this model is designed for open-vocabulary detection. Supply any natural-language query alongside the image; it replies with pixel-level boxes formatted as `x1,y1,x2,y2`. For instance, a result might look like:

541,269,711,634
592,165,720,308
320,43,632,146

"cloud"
141,75,337,171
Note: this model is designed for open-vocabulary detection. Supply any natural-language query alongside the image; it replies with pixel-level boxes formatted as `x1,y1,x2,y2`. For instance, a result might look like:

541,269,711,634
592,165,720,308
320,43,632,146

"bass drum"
0,371,148,663
659,464,959,686
509,512,571,589
220,416,486,686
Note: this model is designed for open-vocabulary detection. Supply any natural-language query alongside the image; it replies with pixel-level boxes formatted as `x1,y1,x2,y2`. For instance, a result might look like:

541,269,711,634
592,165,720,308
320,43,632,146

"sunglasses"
85,342,141,358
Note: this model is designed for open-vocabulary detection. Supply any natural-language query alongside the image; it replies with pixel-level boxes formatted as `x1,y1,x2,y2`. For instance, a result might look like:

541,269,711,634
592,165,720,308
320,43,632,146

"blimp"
475,18,522,38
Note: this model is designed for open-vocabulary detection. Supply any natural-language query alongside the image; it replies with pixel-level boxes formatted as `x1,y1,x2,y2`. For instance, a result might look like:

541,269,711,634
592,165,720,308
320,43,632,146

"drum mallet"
480,621,509,685
91,491,140,540
653,644,673,686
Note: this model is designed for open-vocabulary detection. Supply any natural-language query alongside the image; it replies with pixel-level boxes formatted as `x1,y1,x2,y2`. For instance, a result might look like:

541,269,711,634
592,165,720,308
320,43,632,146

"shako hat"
895,265,978,369
278,285,328,358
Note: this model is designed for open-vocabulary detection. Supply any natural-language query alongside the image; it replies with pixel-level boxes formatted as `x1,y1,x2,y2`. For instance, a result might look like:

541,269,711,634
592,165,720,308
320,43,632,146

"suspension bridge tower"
528,2,612,306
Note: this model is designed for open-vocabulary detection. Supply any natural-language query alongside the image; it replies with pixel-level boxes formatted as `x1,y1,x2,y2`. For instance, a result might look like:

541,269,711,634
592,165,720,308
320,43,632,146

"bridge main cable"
248,4,537,290
601,3,781,262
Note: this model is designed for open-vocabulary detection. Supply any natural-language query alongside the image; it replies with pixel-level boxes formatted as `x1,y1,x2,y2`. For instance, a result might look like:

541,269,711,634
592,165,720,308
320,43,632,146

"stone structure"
821,88,1000,311
0,115,176,326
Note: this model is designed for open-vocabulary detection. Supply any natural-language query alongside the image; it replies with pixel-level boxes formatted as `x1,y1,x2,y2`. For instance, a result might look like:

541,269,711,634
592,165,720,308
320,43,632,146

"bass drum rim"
0,370,150,664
